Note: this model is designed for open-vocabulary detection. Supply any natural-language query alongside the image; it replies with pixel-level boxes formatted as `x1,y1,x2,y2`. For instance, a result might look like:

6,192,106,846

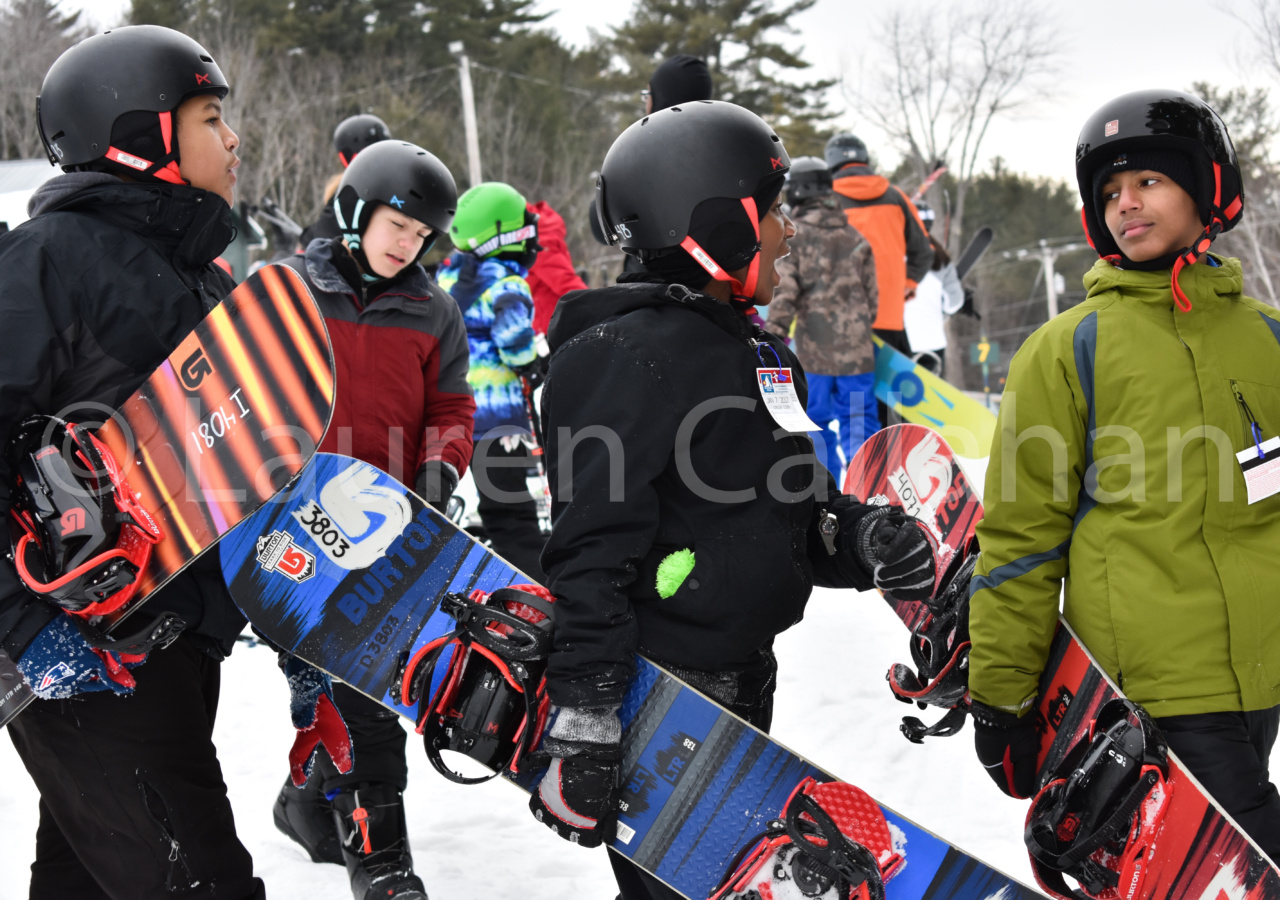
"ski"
220,452,1045,900
0,264,334,728
954,226,994,281
844,424,1280,899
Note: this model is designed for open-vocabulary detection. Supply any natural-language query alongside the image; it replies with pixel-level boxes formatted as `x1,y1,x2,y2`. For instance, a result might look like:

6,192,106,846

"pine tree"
604,0,834,154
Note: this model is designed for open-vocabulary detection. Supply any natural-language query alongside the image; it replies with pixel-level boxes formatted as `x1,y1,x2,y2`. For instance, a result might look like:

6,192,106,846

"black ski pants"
313,682,408,792
7,636,264,900
472,436,547,582
609,650,778,900
1153,704,1280,860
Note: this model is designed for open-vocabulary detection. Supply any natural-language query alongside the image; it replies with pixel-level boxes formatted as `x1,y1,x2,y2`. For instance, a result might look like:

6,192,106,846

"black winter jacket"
0,174,245,661
540,280,876,708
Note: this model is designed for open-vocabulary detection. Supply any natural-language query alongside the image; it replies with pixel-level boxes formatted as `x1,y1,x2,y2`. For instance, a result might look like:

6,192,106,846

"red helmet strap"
679,197,762,304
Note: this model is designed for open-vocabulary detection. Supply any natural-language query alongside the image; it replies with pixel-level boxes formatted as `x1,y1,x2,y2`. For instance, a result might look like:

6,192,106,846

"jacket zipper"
1231,380,1266,453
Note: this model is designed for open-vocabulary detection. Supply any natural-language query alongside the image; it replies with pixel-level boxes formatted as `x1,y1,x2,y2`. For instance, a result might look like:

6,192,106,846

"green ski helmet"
450,182,539,262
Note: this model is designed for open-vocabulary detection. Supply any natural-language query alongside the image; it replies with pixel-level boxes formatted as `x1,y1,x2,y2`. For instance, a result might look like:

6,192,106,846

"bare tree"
0,0,88,159
844,0,1060,254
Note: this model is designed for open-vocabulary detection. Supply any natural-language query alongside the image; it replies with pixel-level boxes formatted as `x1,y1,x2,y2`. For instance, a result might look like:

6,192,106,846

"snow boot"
273,776,343,865
332,782,427,900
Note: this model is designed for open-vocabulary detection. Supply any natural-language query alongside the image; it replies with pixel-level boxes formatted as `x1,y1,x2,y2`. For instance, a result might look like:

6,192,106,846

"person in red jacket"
272,140,472,900
826,134,933,357
526,199,586,335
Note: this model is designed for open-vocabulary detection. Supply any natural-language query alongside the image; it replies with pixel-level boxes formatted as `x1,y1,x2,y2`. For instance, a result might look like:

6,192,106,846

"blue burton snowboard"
221,453,1043,900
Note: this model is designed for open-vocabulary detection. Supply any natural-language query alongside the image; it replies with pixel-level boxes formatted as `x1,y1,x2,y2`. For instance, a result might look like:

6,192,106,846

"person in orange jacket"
826,134,933,358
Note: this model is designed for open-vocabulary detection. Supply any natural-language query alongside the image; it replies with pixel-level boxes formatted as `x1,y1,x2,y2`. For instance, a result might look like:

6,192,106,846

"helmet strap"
1169,217,1223,312
103,111,185,186
679,197,762,308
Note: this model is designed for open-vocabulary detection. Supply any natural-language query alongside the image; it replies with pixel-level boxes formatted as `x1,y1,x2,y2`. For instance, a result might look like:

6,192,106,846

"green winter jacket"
970,256,1280,718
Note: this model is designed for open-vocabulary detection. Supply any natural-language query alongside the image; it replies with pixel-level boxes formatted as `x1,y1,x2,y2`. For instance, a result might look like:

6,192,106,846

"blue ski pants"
805,372,880,481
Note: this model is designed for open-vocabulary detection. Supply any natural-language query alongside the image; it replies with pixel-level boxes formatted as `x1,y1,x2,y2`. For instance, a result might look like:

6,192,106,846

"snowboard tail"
0,264,333,728
223,453,1045,900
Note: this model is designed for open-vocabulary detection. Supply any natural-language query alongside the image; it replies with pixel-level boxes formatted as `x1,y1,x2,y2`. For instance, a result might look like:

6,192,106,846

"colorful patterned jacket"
437,253,539,436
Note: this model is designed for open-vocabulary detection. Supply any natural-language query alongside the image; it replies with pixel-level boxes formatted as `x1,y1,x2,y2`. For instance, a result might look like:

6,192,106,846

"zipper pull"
1232,380,1267,457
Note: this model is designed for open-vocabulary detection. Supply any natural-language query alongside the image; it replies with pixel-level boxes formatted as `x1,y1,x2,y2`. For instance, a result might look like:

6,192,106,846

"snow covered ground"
0,582,1035,900
1,456,1263,899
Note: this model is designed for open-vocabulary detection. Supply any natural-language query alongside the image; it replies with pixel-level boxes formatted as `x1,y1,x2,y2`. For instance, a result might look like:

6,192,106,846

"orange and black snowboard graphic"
0,264,333,726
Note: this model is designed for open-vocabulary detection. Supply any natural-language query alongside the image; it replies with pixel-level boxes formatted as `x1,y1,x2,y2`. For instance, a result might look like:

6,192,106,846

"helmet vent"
199,54,213,62
410,190,424,200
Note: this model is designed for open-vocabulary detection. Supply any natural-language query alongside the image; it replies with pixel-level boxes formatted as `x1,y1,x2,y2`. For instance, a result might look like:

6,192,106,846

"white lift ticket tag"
1236,435,1280,504
756,368,821,433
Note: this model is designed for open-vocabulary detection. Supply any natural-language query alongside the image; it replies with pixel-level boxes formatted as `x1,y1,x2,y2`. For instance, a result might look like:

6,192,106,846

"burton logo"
180,347,213,390
256,530,316,583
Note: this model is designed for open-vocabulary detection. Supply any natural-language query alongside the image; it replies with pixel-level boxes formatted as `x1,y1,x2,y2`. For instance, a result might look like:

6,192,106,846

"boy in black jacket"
0,26,264,899
526,101,938,900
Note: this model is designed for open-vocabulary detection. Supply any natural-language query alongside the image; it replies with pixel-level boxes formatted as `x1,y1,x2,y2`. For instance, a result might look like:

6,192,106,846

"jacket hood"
303,236,436,301
832,171,890,201
31,174,234,267
546,279,753,352
1083,255,1243,309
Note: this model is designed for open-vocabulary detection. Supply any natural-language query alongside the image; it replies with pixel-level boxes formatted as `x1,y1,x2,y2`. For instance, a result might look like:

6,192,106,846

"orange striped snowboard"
0,264,333,726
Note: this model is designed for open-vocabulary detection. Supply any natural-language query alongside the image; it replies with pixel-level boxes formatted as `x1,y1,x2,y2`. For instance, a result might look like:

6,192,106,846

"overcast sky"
80,0,1268,186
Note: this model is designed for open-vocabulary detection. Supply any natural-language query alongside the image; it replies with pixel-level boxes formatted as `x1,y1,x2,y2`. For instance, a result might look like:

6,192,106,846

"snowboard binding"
708,777,904,900
885,551,976,742
397,583,555,784
1024,698,1172,900
7,414,163,619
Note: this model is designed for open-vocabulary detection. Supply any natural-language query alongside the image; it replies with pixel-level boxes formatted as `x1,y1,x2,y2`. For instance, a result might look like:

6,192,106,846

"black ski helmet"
332,140,458,265
37,25,228,184
7,415,163,617
785,155,832,206
333,113,391,167
1075,89,1243,310
596,100,790,301
825,133,869,173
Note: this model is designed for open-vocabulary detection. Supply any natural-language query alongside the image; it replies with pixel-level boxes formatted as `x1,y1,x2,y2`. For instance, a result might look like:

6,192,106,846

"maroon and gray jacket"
284,239,475,485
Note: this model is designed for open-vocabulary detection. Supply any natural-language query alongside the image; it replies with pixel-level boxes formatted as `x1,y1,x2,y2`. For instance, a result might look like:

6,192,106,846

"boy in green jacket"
968,89,1280,856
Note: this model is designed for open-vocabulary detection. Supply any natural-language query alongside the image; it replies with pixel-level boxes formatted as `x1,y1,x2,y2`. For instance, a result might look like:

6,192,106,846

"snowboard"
221,452,1046,900
871,339,995,458
0,264,334,728
844,424,1280,899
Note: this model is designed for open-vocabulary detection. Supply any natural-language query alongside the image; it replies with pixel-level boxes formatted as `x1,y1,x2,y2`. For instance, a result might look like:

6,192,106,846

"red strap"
678,197,762,305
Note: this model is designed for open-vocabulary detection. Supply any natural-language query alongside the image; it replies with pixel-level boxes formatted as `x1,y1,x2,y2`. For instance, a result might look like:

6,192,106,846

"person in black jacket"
527,101,939,900
0,26,264,899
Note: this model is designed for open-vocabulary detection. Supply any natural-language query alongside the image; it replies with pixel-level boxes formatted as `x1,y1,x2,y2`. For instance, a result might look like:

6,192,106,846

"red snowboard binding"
709,777,904,900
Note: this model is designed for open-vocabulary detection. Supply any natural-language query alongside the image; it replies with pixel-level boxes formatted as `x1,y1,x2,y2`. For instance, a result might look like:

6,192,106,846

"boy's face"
176,94,240,207
1101,169,1204,263
353,203,430,279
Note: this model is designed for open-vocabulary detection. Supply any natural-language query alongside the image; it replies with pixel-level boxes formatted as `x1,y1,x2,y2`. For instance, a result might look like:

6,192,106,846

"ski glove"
16,614,147,700
415,459,459,514
853,506,937,600
527,706,622,848
971,699,1040,799
283,654,354,787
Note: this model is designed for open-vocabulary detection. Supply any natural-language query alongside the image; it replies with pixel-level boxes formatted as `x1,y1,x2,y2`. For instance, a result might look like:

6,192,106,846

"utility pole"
449,41,482,187
1007,239,1089,320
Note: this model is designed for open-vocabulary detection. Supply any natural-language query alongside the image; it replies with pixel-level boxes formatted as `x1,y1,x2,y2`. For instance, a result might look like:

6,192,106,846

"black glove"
513,354,549,391
415,459,459,513
959,286,981,319
971,700,1040,798
853,506,937,600
527,706,621,848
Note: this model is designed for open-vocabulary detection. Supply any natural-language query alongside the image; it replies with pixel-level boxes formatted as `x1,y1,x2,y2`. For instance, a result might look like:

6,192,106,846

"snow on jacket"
525,201,586,334
284,238,475,483
970,256,1280,719
437,253,538,437
0,174,245,661
831,166,933,332
764,198,879,375
540,279,878,708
